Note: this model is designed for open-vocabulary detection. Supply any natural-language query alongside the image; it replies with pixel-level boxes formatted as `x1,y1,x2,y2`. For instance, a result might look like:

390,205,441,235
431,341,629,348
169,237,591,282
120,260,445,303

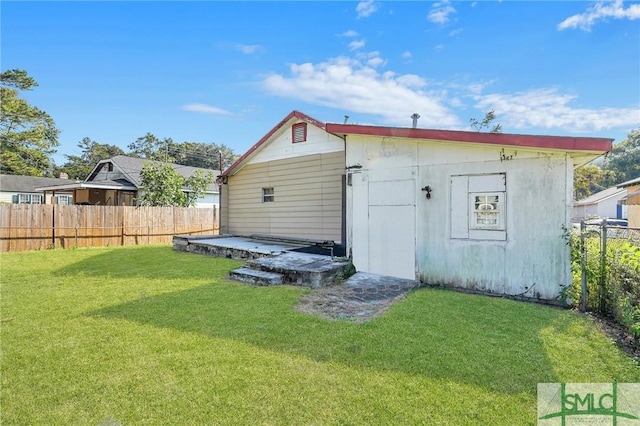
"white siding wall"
248,120,344,164
347,136,574,300
194,193,220,209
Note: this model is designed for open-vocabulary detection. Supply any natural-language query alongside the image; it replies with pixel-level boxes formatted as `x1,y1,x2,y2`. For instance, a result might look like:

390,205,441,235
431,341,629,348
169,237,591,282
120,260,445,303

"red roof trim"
222,111,326,176
325,123,612,152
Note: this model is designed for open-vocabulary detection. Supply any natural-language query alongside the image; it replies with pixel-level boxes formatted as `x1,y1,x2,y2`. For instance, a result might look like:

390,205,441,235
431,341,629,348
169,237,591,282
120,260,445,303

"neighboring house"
221,110,612,301
573,186,628,222
618,176,640,228
37,156,220,208
0,174,74,205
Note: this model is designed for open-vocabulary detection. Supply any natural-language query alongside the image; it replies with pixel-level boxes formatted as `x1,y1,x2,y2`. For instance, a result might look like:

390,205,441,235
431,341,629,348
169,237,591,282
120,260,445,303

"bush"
568,231,640,339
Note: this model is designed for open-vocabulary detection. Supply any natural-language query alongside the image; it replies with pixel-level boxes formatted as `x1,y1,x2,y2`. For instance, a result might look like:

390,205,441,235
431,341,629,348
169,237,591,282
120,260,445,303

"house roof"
325,123,613,153
620,188,640,205
222,110,612,177
37,156,220,193
90,156,220,192
574,186,627,206
222,110,326,176
617,176,640,189
0,174,75,193
35,179,138,192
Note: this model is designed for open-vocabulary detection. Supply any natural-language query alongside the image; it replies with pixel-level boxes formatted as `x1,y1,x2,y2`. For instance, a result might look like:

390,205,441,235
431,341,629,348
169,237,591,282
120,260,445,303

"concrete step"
246,252,352,288
229,267,283,286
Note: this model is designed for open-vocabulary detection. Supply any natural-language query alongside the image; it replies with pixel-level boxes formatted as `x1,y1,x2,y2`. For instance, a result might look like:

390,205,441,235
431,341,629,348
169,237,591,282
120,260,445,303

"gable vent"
292,122,307,143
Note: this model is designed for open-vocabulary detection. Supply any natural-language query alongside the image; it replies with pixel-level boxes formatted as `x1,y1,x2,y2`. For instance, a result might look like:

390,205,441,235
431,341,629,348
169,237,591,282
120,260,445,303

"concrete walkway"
296,272,422,322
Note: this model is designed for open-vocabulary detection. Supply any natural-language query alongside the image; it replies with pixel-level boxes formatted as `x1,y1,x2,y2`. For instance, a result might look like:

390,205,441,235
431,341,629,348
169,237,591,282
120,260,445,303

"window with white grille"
14,194,43,204
471,193,504,230
451,173,506,241
56,195,73,205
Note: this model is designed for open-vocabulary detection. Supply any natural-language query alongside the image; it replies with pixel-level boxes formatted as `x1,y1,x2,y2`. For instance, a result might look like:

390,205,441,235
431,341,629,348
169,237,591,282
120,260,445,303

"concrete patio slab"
173,235,307,260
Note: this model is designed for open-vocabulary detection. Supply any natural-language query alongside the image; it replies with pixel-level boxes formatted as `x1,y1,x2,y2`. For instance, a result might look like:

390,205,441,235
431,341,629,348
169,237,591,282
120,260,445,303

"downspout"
341,135,347,251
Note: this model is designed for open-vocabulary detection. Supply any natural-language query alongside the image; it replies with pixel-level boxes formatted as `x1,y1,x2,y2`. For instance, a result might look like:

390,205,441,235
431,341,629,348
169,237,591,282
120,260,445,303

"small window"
451,173,506,241
262,187,274,203
56,195,72,205
470,193,504,230
15,194,42,204
292,123,307,143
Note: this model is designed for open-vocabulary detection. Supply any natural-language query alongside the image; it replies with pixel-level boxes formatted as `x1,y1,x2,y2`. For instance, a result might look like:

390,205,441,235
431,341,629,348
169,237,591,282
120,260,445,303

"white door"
367,179,416,279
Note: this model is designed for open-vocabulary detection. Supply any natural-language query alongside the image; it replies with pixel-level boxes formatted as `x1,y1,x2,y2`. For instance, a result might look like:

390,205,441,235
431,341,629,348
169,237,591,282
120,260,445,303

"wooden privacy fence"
0,204,218,252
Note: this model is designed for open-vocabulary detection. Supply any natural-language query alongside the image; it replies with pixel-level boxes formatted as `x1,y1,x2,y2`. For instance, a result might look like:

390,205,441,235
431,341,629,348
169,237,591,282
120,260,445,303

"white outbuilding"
221,111,612,302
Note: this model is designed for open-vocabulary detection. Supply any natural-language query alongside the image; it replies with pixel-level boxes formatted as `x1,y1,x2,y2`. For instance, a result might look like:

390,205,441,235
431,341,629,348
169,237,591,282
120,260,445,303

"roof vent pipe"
344,115,349,124
411,113,420,128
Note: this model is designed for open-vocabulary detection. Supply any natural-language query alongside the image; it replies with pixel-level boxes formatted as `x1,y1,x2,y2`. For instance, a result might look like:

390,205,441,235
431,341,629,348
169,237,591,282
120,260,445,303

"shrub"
568,231,640,339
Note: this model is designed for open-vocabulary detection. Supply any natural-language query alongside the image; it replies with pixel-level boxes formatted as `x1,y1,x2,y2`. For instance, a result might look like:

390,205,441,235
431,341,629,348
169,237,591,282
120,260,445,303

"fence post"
580,219,587,312
75,226,78,248
51,199,56,249
121,206,125,246
599,220,608,314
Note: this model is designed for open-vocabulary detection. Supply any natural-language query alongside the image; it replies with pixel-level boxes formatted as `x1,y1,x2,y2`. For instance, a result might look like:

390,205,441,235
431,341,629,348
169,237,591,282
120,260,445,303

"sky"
2,1,640,165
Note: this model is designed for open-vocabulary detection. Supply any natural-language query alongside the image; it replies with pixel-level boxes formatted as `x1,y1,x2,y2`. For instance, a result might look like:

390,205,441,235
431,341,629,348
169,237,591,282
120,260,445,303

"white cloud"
449,28,463,37
356,0,379,18
236,44,260,54
435,44,445,51
356,50,386,68
339,30,359,37
263,56,460,127
558,0,640,31
182,104,231,115
428,0,457,24
474,88,640,132
349,40,366,50
402,51,412,59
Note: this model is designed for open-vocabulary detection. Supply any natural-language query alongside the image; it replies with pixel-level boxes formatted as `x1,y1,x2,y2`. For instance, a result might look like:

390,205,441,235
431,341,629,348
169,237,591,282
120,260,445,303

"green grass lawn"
1,245,638,425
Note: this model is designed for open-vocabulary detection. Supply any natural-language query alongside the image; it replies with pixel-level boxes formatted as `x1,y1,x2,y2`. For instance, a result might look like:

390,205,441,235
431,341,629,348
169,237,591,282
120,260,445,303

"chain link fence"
568,219,640,339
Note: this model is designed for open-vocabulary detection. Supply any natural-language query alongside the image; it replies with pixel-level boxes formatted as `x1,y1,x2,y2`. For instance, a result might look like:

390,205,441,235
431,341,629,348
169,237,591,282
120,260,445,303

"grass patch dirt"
1,245,638,425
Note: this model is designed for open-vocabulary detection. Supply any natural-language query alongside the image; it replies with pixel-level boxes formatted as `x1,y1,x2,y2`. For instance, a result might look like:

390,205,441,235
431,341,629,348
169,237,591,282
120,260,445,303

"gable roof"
222,110,613,177
0,174,74,193
35,156,220,192
325,123,612,153
88,156,220,192
222,110,326,176
574,186,627,206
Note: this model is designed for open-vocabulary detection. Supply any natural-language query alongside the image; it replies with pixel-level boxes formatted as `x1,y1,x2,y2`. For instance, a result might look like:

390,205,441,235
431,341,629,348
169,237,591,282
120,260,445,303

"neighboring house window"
451,173,506,241
55,195,73,205
292,123,307,143
13,194,43,204
262,188,274,203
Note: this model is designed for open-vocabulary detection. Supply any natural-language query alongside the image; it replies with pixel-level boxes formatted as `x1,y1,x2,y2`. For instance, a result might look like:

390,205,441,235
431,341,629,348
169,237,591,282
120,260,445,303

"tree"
574,164,607,200
602,128,640,184
169,141,238,170
128,133,238,171
60,137,125,180
470,110,503,133
0,69,59,176
128,133,176,162
138,162,214,207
